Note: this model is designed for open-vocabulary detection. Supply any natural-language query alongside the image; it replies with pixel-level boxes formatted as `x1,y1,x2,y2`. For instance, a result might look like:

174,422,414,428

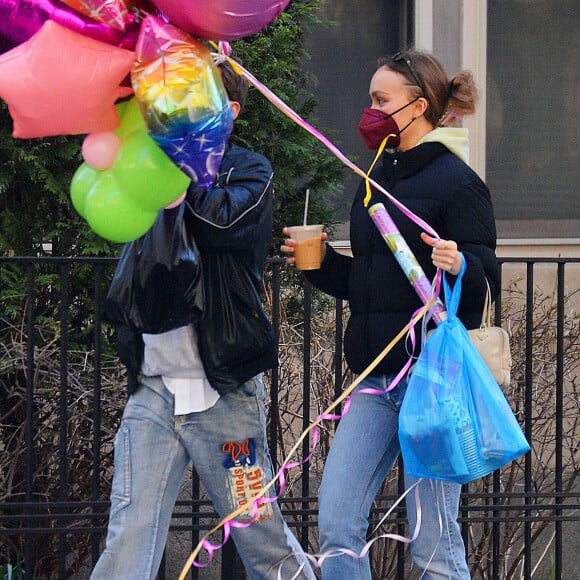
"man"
92,60,315,580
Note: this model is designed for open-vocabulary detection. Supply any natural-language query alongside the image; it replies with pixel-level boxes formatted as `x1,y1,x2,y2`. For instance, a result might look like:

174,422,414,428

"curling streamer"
275,478,449,579
215,45,448,323
178,303,434,580
275,479,423,579
218,49,441,240
176,46,448,578
356,120,447,325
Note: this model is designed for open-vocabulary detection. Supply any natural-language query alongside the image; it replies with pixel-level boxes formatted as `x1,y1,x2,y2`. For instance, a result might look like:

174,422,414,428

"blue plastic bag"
399,261,530,483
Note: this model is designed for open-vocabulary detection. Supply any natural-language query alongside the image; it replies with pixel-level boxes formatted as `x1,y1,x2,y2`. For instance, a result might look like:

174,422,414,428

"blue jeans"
91,375,315,580
318,375,470,579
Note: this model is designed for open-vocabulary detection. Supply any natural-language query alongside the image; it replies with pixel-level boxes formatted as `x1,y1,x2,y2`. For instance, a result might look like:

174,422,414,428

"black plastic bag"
104,204,203,334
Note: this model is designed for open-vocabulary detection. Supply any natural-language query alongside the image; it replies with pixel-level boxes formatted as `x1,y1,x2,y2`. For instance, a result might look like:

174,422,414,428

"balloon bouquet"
0,0,291,242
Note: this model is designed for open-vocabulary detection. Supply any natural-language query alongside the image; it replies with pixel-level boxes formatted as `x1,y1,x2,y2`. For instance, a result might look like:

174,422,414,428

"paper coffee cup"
288,225,323,270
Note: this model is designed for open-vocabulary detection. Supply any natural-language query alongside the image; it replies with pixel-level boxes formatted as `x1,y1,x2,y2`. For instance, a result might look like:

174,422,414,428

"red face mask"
357,98,419,150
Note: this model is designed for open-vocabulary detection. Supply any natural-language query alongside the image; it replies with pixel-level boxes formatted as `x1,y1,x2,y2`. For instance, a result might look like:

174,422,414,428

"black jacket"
114,143,277,395
306,140,499,377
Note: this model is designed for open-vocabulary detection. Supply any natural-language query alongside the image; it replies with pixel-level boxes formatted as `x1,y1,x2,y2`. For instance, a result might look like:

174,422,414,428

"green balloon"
70,162,101,218
84,173,157,243
113,133,191,211
71,97,190,241
116,97,147,141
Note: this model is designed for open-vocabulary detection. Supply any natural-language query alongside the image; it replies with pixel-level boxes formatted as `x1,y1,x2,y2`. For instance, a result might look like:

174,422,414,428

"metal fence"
0,255,578,580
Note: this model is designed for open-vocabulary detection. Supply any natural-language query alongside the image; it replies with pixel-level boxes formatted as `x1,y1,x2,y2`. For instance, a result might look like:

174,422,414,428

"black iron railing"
0,255,578,580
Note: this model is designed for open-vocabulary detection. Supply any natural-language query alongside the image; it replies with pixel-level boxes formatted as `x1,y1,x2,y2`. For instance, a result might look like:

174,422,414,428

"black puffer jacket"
114,143,277,395
306,139,499,377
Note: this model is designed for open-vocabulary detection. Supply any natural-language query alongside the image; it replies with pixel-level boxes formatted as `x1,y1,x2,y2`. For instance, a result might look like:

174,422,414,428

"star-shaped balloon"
131,15,233,189
0,21,134,138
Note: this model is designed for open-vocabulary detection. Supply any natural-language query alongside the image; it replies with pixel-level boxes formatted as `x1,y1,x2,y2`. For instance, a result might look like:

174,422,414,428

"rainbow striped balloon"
132,15,233,189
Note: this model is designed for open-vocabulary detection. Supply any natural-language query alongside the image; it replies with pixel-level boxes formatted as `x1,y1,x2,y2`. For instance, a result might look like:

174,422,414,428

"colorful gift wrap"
369,202,446,324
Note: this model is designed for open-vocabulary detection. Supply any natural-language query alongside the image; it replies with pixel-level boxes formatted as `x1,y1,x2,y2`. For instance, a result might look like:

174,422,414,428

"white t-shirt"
141,324,220,415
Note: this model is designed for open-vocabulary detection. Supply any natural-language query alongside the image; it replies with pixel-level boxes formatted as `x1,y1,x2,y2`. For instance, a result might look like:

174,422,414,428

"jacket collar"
380,126,471,180
381,141,448,180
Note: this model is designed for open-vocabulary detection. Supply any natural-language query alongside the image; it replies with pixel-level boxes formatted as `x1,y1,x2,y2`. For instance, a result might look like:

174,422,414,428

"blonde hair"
377,50,479,128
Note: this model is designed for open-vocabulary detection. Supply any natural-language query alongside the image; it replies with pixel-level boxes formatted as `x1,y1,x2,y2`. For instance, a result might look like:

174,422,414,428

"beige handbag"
467,281,512,387
427,280,512,387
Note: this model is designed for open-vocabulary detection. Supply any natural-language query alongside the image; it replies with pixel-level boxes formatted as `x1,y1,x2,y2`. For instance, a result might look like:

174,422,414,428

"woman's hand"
281,227,328,266
421,232,462,275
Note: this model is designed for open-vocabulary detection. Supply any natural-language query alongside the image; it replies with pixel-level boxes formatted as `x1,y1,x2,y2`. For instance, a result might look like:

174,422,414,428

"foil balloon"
71,97,191,242
59,0,132,30
150,0,291,41
0,0,140,54
0,21,134,138
132,15,233,188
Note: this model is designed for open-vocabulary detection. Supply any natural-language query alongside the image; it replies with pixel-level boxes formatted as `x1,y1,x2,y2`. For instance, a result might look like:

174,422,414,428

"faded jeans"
318,375,470,579
91,375,315,580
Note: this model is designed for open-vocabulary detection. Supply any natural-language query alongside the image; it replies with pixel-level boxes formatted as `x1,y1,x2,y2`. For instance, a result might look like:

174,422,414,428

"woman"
282,49,499,579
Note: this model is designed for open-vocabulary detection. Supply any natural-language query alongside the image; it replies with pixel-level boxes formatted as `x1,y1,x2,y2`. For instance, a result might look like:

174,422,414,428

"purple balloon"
0,0,139,53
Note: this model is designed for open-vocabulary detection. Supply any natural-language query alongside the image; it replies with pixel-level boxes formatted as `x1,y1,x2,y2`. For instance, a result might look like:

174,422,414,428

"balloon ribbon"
178,302,433,580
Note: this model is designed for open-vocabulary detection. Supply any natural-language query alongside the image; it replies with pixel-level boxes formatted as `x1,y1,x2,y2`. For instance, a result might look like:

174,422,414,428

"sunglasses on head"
392,51,428,99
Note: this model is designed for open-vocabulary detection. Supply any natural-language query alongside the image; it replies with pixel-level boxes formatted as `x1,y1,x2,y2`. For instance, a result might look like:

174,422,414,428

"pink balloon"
149,0,291,41
82,132,123,170
164,191,186,209
0,21,135,138
0,0,140,53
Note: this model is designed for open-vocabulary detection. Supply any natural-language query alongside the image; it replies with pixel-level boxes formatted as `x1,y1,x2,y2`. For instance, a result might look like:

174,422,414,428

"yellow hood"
417,127,470,164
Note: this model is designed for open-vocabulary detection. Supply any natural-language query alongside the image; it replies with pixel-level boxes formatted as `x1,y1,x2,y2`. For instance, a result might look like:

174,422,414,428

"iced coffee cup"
288,224,324,270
